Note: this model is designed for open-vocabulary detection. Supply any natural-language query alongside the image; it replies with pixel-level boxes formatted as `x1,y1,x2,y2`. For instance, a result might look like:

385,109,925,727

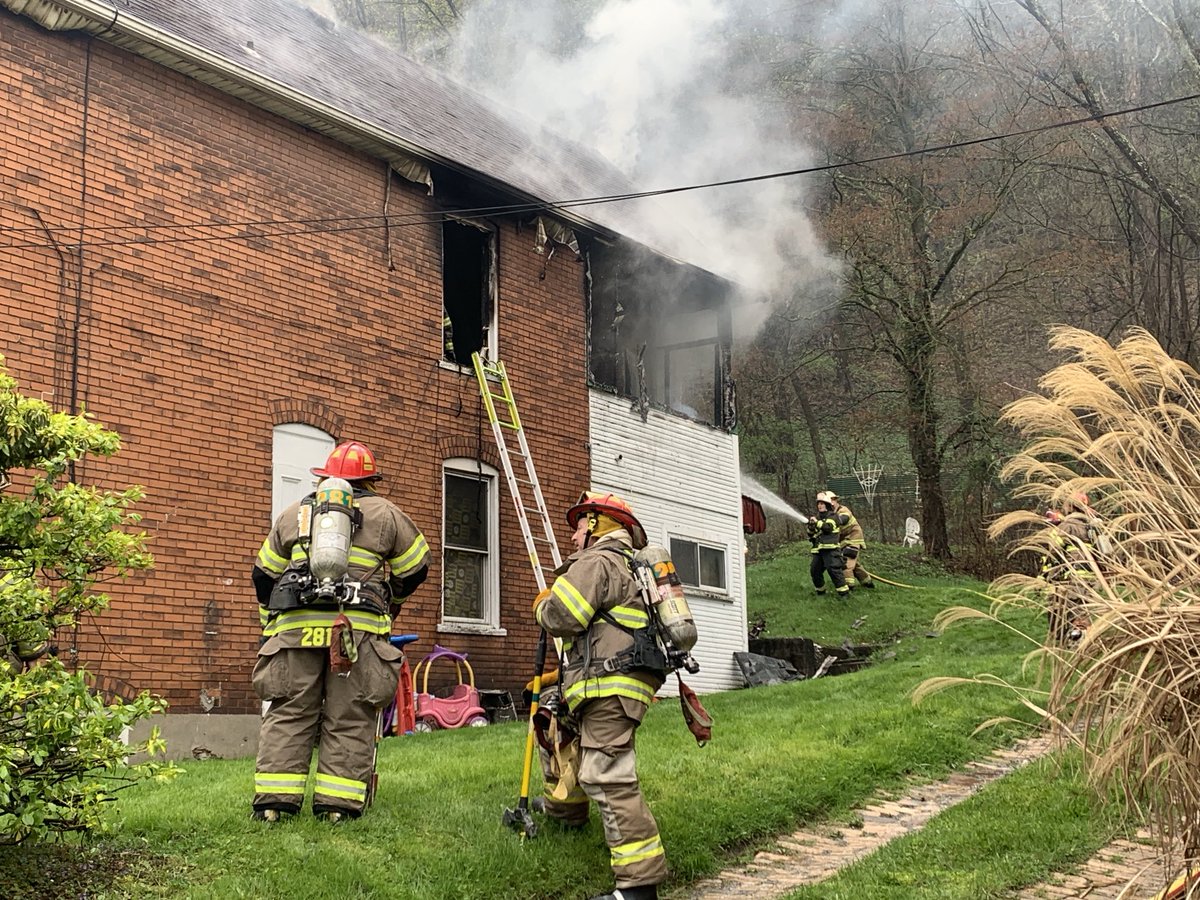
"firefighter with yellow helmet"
827,493,874,589
533,490,667,900
250,440,430,823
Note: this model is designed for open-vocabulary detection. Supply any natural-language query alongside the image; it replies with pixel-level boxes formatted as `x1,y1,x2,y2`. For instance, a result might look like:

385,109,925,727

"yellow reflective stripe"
390,534,429,576
255,773,307,794
314,773,367,800
553,577,595,629
257,542,288,575
259,607,270,627
612,834,664,866
262,608,391,637
607,605,648,629
348,547,383,568
544,785,589,804
562,675,656,710
290,545,309,563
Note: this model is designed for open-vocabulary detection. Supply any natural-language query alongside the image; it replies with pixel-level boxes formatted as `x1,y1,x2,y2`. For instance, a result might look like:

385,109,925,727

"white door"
271,424,335,521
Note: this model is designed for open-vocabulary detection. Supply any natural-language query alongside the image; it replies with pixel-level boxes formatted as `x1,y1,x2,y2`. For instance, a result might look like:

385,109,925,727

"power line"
1,90,1196,255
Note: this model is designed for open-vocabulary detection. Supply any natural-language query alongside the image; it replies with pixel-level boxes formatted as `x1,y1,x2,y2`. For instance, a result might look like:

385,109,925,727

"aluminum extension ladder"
471,352,563,591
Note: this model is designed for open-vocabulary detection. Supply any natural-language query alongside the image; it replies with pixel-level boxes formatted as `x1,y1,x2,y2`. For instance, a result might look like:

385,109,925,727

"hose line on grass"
861,569,918,590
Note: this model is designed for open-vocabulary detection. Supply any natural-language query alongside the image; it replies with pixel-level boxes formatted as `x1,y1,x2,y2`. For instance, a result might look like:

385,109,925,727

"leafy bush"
0,356,174,844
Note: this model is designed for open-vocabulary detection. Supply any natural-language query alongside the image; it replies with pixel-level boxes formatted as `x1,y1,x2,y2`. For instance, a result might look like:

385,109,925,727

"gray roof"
99,0,641,230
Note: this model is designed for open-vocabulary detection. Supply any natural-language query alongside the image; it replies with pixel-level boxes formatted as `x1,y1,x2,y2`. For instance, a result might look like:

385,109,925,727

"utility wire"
1,90,1197,255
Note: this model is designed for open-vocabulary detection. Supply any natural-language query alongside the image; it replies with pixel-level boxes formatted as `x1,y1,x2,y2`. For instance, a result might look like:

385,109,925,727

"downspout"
68,36,94,484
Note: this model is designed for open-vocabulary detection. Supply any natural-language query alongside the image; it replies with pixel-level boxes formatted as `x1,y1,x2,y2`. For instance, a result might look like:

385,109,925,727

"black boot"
589,887,658,900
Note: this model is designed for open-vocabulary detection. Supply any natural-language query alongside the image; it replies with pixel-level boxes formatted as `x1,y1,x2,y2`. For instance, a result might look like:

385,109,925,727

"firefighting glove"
821,520,835,534
525,668,559,694
806,520,818,538
532,587,552,615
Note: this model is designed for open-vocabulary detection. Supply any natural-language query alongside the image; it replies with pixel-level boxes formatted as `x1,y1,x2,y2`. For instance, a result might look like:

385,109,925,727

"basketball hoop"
853,464,883,505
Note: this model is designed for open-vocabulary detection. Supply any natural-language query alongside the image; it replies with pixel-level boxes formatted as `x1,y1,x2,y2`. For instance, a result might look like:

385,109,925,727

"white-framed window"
669,536,728,594
441,458,500,628
441,217,498,369
271,423,335,522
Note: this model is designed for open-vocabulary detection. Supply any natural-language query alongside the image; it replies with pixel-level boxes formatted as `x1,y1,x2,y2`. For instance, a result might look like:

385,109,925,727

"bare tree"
810,2,1039,558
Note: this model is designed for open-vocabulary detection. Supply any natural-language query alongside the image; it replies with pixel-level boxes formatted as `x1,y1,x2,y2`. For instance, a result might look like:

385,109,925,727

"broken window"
587,240,735,429
441,218,496,366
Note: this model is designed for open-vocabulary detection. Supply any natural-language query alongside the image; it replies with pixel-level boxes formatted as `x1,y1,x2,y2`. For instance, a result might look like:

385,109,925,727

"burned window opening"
587,240,736,430
442,218,496,366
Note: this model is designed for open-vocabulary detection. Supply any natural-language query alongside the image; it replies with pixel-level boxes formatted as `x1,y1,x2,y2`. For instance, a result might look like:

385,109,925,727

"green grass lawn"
1,543,1126,899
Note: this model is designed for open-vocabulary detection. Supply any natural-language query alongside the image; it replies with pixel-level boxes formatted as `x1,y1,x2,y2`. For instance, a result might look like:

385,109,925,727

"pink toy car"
412,645,488,731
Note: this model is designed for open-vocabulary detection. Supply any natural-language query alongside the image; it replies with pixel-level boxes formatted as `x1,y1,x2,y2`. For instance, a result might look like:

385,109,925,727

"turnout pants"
842,545,872,586
577,695,668,889
1047,582,1090,643
252,634,402,816
811,548,849,596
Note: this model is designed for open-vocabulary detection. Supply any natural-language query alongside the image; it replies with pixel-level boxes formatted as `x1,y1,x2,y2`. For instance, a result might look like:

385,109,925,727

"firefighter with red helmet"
533,491,667,900
1041,492,1097,642
250,440,430,823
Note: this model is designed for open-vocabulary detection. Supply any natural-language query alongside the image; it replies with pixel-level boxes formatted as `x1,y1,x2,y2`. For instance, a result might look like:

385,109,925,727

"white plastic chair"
903,517,921,547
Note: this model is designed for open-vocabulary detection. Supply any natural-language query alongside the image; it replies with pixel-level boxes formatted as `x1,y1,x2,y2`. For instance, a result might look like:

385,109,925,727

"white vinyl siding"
588,391,747,694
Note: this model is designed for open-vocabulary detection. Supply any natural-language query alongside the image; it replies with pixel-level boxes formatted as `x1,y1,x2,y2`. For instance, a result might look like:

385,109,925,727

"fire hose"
861,569,918,590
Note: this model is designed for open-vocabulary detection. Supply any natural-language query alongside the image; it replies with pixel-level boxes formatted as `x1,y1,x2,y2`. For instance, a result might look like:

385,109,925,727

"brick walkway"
1016,830,1170,899
677,736,1052,899
673,735,1186,900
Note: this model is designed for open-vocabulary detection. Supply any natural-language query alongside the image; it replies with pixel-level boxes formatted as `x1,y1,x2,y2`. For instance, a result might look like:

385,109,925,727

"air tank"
309,477,355,588
635,544,698,652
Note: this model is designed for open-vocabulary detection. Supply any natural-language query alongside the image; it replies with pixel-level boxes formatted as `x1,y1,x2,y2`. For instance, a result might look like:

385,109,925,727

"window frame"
440,215,498,372
439,458,502,633
668,534,730,597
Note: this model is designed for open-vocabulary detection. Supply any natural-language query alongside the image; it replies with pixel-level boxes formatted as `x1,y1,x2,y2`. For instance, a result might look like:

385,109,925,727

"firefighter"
533,491,667,900
829,493,874,589
807,491,850,598
250,440,430,823
1041,492,1095,642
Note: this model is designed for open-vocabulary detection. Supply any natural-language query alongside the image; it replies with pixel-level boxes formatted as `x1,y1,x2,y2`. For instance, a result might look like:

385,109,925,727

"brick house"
0,0,749,737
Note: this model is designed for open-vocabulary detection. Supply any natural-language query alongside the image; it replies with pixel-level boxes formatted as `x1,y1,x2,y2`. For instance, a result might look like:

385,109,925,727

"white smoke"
439,0,838,322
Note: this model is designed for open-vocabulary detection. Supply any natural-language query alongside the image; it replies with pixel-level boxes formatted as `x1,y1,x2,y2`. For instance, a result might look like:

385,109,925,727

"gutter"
2,0,601,234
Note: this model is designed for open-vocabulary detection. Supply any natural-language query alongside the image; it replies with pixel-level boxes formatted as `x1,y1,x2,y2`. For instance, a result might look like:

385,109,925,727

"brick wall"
0,13,590,713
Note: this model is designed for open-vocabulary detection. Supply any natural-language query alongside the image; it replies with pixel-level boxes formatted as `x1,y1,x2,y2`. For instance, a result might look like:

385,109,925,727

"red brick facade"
0,14,590,713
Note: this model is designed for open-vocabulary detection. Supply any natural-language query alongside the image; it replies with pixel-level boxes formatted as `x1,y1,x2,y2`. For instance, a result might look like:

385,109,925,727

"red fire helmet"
312,441,382,481
566,490,647,549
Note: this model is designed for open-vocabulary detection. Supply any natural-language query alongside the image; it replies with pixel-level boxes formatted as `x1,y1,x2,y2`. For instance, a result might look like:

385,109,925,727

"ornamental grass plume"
917,325,1200,875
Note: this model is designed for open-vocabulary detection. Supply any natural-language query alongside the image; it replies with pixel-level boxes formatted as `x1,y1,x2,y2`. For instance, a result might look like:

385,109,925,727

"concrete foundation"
128,713,260,762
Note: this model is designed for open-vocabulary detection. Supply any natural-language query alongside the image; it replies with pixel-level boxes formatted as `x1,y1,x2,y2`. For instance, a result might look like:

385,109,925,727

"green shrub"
0,356,174,844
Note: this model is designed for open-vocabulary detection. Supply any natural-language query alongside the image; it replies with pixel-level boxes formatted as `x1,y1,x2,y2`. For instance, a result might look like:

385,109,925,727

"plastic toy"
412,644,488,730
382,633,420,737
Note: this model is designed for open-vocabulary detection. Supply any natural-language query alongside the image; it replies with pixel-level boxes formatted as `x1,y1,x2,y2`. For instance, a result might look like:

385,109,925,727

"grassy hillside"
0,542,1127,900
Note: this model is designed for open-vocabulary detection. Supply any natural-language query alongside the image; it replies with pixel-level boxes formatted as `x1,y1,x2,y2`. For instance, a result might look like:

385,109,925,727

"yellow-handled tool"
502,628,548,839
